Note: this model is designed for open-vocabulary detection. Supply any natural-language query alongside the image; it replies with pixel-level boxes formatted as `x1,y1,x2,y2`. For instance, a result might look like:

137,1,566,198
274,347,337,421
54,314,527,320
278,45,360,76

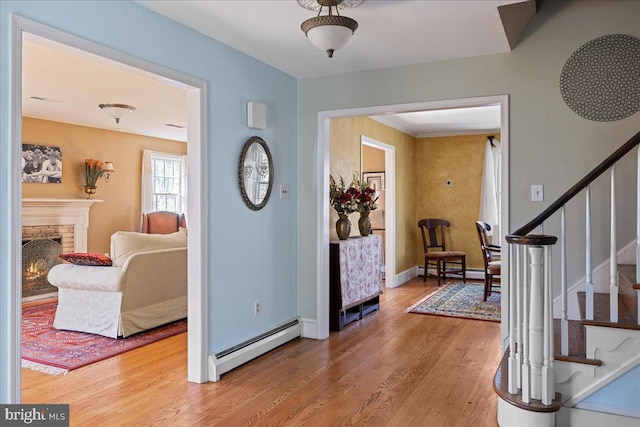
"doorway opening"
316,96,510,340
361,136,396,288
6,15,209,401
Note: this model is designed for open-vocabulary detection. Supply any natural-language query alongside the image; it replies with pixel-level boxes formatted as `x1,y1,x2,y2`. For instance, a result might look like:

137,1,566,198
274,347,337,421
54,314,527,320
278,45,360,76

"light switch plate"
531,185,544,202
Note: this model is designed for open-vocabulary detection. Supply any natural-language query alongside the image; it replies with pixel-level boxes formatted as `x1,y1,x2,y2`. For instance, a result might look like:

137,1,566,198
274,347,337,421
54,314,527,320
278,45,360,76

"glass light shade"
301,14,358,58
306,25,354,57
102,162,115,173
98,103,136,124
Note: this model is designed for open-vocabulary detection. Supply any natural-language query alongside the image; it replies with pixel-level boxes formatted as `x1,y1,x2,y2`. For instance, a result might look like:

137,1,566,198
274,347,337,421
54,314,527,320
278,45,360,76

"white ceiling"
22,1,533,141
22,35,188,142
138,0,529,79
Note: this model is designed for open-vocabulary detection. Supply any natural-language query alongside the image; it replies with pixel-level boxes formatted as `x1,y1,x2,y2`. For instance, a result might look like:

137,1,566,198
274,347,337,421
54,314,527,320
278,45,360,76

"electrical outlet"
280,184,289,199
254,300,261,316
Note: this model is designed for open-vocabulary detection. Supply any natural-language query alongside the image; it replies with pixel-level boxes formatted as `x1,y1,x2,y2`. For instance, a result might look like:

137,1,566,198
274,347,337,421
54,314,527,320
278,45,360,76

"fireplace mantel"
22,198,102,252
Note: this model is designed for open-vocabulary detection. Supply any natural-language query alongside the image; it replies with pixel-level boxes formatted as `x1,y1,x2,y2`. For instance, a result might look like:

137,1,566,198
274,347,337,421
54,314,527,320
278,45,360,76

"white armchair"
48,229,187,338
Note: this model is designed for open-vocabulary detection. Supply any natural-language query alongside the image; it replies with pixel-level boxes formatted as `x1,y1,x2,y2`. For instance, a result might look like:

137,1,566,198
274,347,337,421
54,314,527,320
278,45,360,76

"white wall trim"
395,266,418,287
574,402,640,419
317,96,510,343
557,405,640,427
300,317,318,339
361,136,396,288
7,16,210,396
416,266,486,281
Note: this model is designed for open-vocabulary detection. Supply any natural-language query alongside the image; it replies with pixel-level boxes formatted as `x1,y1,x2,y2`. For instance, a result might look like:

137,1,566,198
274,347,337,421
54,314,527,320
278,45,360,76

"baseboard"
557,405,640,427
300,317,317,339
574,402,640,419
392,266,418,288
208,318,301,381
416,266,484,280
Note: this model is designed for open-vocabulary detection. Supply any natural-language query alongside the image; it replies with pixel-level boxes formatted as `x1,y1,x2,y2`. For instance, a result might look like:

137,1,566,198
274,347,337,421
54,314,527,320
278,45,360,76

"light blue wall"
0,0,297,364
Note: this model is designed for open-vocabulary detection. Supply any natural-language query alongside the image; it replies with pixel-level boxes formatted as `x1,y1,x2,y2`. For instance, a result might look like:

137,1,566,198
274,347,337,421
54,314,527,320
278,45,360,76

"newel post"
506,234,557,407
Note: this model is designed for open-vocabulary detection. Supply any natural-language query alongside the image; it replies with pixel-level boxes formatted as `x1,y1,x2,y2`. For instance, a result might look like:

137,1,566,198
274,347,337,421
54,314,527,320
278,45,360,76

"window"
141,150,187,215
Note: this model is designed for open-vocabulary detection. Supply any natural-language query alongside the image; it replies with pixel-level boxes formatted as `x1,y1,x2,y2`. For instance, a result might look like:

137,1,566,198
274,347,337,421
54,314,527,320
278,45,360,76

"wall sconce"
101,162,115,183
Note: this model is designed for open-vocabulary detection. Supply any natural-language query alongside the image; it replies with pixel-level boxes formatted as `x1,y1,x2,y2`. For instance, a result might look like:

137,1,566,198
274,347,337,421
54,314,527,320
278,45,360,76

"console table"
329,235,383,331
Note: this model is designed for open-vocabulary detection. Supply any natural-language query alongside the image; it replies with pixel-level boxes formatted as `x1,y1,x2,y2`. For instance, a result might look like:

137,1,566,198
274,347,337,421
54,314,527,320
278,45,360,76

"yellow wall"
22,117,187,255
415,133,499,269
330,119,498,274
329,116,417,274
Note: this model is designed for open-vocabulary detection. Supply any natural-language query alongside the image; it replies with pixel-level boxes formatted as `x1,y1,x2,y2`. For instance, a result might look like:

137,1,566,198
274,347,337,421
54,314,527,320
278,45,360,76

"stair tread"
552,319,601,365
578,292,640,330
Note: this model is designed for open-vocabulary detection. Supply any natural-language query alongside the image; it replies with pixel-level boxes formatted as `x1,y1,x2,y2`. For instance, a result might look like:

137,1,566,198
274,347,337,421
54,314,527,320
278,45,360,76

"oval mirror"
238,136,274,211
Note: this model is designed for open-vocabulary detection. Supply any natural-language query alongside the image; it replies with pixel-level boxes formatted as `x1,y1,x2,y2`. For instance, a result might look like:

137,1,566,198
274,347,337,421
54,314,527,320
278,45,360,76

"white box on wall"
247,101,267,130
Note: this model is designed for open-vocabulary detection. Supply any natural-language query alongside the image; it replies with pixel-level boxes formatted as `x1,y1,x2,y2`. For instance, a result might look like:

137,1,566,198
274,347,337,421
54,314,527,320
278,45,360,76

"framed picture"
362,172,384,192
22,144,62,184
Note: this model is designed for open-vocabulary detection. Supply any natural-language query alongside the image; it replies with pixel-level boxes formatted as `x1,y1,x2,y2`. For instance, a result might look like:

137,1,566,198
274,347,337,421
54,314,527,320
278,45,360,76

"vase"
358,211,372,236
336,214,351,240
84,185,97,199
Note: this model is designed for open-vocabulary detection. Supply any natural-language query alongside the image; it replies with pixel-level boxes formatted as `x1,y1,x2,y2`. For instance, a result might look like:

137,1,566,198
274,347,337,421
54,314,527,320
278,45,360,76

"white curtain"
141,149,154,215
478,138,502,243
181,154,188,217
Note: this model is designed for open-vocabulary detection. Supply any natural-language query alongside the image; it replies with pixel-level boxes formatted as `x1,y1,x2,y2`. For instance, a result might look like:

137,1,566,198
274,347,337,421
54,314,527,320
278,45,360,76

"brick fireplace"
22,198,101,300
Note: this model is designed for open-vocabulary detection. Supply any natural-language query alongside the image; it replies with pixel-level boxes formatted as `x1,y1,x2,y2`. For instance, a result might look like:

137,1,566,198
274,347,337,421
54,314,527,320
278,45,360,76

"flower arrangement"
352,175,379,213
81,158,103,187
329,173,379,215
329,174,358,215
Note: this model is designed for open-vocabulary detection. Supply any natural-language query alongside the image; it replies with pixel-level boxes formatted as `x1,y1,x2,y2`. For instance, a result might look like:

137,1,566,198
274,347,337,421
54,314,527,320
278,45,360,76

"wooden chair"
476,221,501,301
142,211,187,234
418,219,466,286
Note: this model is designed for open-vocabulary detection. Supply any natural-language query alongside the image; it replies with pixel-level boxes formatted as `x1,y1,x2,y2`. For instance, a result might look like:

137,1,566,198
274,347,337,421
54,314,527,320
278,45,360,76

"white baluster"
516,244,523,390
586,186,594,321
508,243,518,394
542,245,555,405
529,246,544,400
522,246,531,403
561,206,569,355
637,147,640,284
611,166,619,323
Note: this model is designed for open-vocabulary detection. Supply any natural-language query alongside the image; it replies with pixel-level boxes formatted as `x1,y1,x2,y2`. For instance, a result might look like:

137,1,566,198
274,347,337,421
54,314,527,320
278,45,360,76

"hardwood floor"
22,277,501,426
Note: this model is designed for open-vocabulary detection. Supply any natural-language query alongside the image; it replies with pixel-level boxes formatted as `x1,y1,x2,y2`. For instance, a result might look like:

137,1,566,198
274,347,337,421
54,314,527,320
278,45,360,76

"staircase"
494,130,640,427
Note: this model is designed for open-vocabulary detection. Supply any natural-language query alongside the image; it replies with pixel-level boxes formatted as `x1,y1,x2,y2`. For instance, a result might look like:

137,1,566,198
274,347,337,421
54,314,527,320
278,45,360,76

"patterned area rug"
22,302,187,375
406,282,500,322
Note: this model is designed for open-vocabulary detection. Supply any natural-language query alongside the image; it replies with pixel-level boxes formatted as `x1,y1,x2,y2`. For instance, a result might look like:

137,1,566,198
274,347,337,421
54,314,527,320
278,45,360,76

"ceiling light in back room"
30,96,62,103
98,103,136,124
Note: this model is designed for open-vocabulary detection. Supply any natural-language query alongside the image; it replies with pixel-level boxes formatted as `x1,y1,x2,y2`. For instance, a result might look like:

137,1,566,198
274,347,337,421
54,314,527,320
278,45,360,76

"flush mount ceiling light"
299,0,362,58
98,103,136,124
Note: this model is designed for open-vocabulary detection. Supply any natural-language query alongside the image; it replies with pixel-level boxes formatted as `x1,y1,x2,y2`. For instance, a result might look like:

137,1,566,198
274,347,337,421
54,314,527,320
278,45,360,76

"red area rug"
22,302,187,375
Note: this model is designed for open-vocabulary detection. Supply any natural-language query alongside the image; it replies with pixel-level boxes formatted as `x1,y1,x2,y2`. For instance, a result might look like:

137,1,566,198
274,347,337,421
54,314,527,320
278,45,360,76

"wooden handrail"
510,130,640,237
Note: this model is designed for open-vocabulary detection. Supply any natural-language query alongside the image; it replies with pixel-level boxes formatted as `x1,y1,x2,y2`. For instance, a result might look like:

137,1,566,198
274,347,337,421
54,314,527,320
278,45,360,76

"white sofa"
48,228,187,338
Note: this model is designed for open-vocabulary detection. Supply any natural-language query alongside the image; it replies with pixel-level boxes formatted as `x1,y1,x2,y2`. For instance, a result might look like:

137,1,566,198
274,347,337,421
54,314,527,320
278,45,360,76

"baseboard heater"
417,266,484,280
208,318,301,381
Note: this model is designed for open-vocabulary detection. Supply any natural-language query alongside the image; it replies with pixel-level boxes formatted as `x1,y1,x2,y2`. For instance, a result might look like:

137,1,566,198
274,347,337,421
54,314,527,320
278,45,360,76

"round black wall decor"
559,34,639,122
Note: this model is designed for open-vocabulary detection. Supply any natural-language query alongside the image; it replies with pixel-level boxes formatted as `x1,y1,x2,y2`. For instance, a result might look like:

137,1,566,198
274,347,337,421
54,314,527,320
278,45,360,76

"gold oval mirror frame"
238,136,274,211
